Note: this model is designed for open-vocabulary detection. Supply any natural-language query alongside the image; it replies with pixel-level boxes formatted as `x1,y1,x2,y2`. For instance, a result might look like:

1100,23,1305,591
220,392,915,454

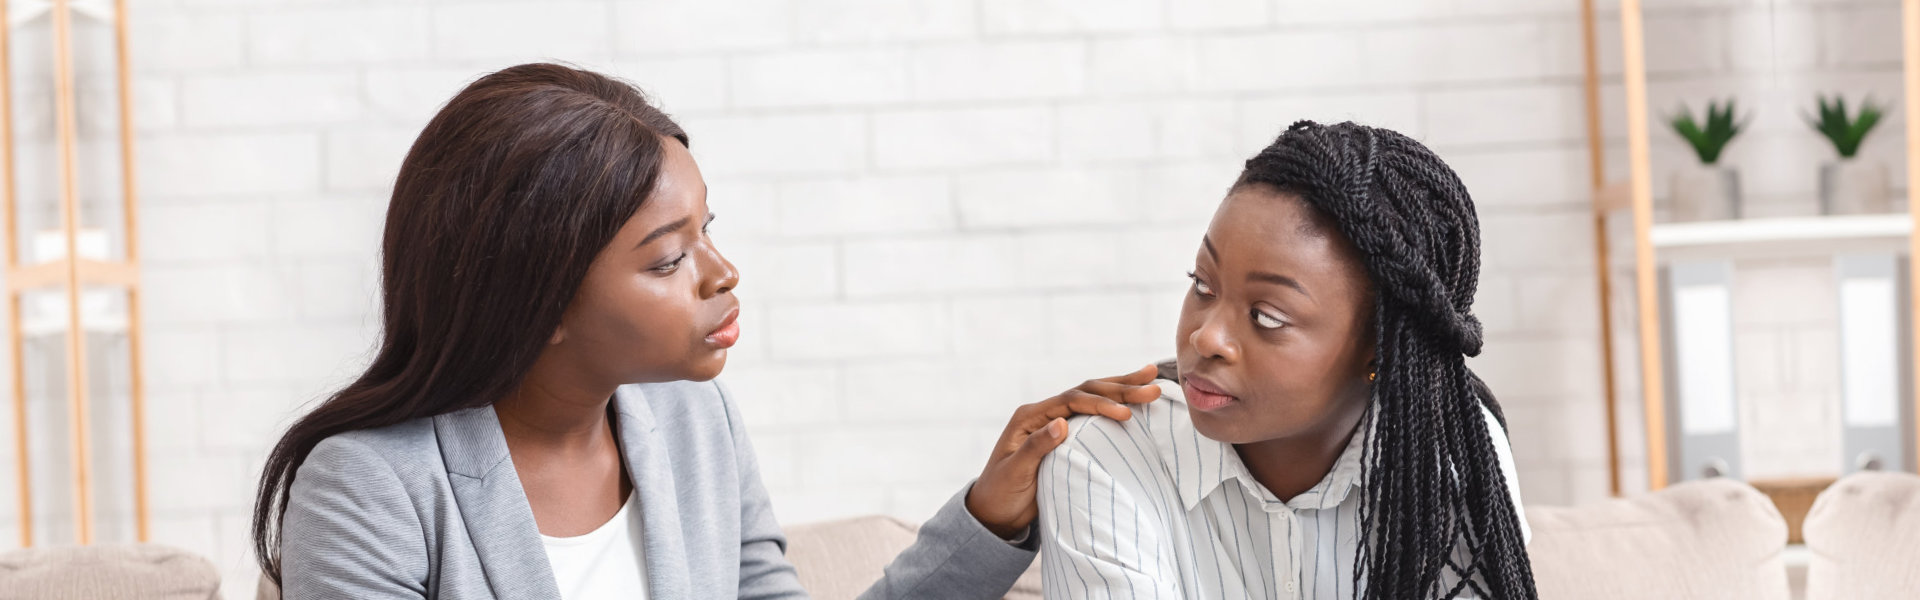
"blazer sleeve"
856,483,1039,600
280,436,432,599
716,381,1037,600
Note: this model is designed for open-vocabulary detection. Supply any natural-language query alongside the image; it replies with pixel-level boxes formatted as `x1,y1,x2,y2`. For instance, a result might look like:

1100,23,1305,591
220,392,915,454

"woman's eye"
1187,272,1214,297
1253,310,1285,330
653,254,687,273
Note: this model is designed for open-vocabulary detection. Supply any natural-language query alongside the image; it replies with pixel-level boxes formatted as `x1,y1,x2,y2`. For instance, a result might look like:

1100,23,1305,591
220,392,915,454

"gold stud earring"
1368,372,1376,382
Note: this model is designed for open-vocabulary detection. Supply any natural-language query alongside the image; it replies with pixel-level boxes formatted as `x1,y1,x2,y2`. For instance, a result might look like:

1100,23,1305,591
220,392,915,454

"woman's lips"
1182,375,1237,412
706,309,741,349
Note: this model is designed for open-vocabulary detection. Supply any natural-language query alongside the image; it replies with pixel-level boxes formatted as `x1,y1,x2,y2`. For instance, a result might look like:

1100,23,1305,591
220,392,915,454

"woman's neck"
495,349,635,536
494,352,621,451
1233,395,1369,502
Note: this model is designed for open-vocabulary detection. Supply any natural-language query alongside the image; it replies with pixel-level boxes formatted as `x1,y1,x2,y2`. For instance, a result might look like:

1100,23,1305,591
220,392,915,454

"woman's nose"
1187,307,1239,364
700,244,738,298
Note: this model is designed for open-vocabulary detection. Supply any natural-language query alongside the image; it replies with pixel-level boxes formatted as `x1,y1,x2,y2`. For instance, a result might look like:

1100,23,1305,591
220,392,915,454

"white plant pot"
1819,159,1892,215
1670,167,1742,222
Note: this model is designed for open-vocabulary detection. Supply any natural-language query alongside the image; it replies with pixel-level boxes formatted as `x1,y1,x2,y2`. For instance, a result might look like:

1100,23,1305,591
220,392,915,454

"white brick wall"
180,72,363,128
141,133,320,198
731,49,909,109
909,41,1086,102
433,2,613,60
790,0,976,44
15,0,1865,597
684,113,869,176
872,106,1054,169
247,6,434,67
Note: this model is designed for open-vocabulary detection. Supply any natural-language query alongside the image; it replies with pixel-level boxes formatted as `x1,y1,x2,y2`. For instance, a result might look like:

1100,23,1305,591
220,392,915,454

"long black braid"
1236,121,1537,599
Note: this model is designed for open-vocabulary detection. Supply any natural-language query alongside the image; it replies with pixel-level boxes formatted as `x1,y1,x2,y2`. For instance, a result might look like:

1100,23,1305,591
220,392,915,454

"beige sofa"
783,515,1041,600
27,475,1920,600
0,542,220,600
786,478,1795,600
1525,478,1790,600
1802,471,1920,599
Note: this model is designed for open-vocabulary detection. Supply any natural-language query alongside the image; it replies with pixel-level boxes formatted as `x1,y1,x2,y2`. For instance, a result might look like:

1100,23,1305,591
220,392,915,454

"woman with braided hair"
1037,120,1536,599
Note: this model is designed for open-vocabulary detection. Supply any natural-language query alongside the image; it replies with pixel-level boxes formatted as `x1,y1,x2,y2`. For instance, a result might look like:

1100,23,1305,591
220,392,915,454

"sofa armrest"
0,543,220,600
1526,478,1790,600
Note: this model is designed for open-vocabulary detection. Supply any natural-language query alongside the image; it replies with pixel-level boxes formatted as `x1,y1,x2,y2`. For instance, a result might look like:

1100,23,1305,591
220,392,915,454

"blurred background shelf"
1650,214,1912,261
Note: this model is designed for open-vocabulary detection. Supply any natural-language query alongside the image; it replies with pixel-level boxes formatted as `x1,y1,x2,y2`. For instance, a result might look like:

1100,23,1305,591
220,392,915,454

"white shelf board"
1648,214,1911,261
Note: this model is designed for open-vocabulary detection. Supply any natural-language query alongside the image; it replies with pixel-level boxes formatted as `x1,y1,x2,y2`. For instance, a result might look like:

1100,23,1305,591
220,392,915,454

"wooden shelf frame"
4,0,147,547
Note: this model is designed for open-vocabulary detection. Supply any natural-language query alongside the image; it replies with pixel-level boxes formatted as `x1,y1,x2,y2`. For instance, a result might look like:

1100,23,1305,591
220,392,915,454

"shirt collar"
1154,379,1374,513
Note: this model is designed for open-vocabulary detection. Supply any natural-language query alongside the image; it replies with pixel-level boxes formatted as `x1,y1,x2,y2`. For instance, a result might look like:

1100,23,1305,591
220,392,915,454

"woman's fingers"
1075,379,1165,405
1008,390,1128,428
1094,363,1160,385
1059,389,1137,421
1007,417,1068,472
1082,364,1165,404
967,416,1069,540
989,365,1171,472
962,367,1169,540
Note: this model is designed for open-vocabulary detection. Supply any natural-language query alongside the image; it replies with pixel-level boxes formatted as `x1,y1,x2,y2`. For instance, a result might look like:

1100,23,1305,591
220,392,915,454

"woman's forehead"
619,144,707,234
1213,190,1336,257
1208,189,1369,294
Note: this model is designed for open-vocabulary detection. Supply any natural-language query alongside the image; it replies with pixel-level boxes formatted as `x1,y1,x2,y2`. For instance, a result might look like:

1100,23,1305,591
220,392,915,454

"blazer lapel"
434,405,562,600
611,384,692,598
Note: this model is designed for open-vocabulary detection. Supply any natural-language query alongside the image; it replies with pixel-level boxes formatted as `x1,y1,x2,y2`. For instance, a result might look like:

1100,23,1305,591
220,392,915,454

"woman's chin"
683,352,728,382
1190,409,1255,444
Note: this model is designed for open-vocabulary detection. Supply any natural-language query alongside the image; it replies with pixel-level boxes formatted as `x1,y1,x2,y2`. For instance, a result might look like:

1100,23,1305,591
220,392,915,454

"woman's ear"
548,326,567,345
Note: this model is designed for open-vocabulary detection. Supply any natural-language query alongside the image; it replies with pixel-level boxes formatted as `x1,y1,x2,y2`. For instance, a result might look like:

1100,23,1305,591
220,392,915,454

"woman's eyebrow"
1204,235,1314,300
634,217,691,249
1247,271,1312,300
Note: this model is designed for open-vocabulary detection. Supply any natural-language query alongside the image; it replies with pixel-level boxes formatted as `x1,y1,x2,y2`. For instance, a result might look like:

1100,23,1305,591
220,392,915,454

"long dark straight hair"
249,63,689,584
1237,121,1536,599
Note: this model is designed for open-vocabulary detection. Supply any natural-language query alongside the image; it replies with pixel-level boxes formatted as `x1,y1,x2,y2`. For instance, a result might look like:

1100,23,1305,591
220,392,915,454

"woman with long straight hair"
1037,121,1536,599
251,62,1162,599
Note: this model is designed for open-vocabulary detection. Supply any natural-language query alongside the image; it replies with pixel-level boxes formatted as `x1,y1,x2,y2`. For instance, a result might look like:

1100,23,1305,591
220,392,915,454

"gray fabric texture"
279,379,1036,599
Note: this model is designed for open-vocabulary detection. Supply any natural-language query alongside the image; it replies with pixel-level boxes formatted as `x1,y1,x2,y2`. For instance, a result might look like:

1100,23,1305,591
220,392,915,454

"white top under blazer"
540,492,649,600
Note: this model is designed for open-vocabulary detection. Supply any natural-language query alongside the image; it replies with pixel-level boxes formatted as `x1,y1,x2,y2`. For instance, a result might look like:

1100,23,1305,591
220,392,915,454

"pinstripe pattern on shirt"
1037,380,1528,600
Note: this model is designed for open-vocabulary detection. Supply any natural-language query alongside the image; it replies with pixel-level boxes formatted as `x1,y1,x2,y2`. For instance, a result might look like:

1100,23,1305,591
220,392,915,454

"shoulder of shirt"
1053,380,1185,473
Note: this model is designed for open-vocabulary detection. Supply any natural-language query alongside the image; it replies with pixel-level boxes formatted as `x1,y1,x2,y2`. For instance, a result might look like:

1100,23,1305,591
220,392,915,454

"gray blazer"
280,379,1037,599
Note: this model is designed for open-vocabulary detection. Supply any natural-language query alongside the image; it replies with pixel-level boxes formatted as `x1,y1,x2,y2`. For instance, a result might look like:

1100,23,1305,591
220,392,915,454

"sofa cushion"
1802,471,1920,600
0,543,220,600
795,481,1793,600
784,515,920,600
782,515,1039,600
1525,478,1789,600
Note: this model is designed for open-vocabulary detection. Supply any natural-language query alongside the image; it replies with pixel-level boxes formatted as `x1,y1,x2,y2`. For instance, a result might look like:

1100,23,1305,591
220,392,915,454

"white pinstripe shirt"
1037,381,1528,599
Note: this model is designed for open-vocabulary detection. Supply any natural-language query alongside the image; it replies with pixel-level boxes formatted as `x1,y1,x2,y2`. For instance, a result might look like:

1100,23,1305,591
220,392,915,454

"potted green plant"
1668,98,1746,221
1807,94,1890,215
